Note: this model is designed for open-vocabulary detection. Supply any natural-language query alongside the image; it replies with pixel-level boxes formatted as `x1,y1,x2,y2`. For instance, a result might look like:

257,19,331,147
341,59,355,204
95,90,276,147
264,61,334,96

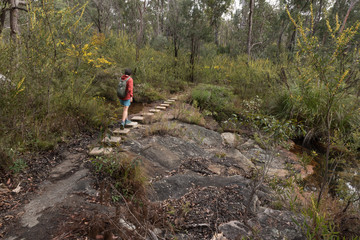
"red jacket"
120,74,133,100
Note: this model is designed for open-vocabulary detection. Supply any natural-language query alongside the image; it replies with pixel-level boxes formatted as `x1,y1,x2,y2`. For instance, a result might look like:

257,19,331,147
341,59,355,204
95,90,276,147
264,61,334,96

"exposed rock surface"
123,121,306,239
2,112,309,239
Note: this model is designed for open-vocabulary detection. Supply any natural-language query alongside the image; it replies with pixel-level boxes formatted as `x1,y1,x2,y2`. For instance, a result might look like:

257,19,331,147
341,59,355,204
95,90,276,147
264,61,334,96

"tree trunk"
160,0,164,33
96,5,102,33
277,22,288,56
288,28,296,52
214,23,219,46
189,35,197,82
0,7,6,36
339,0,359,33
313,0,324,35
247,0,254,62
136,1,146,61
173,34,178,58
10,0,19,43
155,0,160,37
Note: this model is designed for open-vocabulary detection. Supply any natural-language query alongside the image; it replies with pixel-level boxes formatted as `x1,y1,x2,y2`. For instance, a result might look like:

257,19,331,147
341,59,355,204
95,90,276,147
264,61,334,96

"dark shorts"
120,99,131,107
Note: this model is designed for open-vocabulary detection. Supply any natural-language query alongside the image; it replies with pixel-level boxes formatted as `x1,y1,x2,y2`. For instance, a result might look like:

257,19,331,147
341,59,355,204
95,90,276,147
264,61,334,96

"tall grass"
267,83,360,140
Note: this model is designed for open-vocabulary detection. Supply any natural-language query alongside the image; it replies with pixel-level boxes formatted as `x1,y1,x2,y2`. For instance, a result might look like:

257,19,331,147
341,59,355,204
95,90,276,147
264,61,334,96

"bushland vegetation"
1,0,360,238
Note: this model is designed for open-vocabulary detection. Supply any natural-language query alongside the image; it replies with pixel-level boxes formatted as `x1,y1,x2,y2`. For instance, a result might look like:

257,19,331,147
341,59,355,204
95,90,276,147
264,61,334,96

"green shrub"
135,82,165,103
191,84,236,122
196,53,279,99
267,82,360,140
173,103,206,126
92,154,146,199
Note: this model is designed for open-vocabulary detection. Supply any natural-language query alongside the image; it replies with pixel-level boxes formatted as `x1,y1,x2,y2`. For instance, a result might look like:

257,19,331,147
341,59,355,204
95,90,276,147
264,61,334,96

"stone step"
170,96,178,100
89,147,113,156
125,121,138,128
113,128,130,136
141,112,155,116
156,106,167,110
149,109,161,113
167,99,176,102
160,103,170,107
131,116,144,122
102,136,121,145
163,101,173,104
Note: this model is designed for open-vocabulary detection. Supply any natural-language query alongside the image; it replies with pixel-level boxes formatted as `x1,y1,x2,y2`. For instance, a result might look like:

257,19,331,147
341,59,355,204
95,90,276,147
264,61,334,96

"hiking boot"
125,119,132,125
120,121,125,130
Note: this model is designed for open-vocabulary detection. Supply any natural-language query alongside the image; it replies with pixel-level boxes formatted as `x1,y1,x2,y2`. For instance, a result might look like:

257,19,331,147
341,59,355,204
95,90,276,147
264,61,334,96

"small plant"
191,84,236,122
299,152,316,172
215,152,226,158
173,103,206,126
135,82,165,103
91,154,146,199
145,122,184,137
294,197,340,239
10,158,27,174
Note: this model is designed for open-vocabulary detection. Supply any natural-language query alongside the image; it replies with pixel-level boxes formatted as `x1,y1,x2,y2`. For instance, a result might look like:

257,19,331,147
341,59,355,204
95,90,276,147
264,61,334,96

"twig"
183,223,211,229
4,6,28,12
109,183,148,239
106,213,139,239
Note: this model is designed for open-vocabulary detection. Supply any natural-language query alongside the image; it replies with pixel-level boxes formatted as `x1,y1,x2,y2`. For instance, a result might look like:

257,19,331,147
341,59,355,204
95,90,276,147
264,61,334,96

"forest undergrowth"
0,0,360,238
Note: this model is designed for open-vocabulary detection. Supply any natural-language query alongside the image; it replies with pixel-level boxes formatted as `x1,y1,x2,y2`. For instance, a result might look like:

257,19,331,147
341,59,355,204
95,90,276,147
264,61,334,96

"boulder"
221,132,241,147
218,221,251,239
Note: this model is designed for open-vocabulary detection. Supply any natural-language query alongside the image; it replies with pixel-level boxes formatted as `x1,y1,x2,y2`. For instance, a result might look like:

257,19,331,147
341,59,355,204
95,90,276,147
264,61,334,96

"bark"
247,0,254,62
136,1,146,61
313,0,324,35
160,0,164,33
10,0,19,43
169,0,179,58
339,0,359,33
96,5,102,33
277,22,289,55
190,35,196,82
214,23,219,46
0,7,6,36
173,34,178,58
156,2,159,36
287,28,297,52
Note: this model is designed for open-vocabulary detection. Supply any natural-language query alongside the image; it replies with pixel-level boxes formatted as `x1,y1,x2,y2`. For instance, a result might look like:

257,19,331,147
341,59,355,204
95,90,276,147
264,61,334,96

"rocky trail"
1,96,312,240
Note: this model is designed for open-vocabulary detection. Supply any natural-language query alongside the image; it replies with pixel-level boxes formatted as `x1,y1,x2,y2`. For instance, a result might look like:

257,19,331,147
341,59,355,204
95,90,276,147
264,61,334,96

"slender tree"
202,0,231,46
9,0,19,42
136,0,147,61
167,0,182,58
0,0,8,36
339,0,359,33
182,0,209,82
247,0,254,61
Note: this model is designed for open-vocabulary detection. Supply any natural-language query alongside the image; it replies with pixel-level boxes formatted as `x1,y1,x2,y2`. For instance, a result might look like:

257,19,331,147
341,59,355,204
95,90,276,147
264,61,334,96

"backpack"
117,76,130,99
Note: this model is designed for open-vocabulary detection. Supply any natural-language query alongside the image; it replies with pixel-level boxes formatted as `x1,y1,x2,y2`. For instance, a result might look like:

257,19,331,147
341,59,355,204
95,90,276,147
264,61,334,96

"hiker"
117,68,133,129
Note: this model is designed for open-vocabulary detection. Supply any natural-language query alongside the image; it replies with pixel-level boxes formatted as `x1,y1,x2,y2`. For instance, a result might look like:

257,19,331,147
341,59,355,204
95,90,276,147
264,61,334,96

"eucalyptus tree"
0,0,28,43
225,0,278,58
278,0,311,53
251,0,279,58
331,0,360,33
181,0,210,82
85,0,115,34
201,0,232,46
0,0,8,36
247,0,254,60
148,0,166,37
166,0,184,58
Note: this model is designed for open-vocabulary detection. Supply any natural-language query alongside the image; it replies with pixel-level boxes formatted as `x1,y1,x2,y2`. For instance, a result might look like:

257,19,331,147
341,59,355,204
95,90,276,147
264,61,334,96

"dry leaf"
12,182,22,194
